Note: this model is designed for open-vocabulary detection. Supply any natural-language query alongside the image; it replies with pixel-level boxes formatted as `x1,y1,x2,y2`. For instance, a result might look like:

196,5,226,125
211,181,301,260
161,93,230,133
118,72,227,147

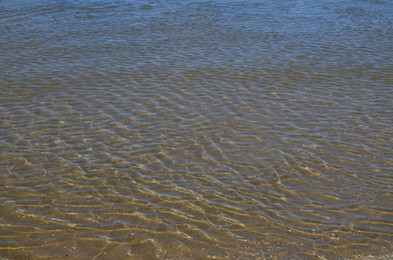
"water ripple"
1,0,393,258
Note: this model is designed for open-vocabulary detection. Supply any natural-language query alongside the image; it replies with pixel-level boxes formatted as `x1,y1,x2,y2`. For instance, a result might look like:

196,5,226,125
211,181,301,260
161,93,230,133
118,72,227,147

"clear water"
1,0,393,258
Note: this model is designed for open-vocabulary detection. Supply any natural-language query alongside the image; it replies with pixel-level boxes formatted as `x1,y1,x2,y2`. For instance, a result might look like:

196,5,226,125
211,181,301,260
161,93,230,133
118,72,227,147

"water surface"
1,0,393,258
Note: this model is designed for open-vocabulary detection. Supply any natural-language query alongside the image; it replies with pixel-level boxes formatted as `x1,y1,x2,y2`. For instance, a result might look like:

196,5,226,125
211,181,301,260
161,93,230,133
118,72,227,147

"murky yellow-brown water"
1,0,393,258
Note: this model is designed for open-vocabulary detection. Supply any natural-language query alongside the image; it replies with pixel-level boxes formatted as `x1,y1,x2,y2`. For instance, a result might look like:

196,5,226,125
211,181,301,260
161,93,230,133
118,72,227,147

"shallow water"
1,0,393,258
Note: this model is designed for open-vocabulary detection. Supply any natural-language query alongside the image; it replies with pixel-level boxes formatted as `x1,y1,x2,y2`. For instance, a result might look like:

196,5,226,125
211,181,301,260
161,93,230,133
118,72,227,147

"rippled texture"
1,0,393,258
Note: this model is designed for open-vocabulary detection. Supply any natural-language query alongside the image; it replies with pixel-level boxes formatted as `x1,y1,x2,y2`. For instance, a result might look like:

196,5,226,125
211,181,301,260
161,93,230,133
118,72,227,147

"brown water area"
1,0,393,259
